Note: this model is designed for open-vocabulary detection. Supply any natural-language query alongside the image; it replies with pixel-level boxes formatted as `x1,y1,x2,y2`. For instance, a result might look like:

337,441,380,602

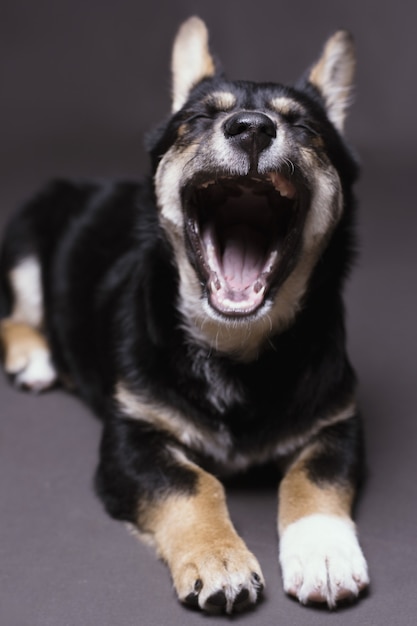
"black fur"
0,180,362,508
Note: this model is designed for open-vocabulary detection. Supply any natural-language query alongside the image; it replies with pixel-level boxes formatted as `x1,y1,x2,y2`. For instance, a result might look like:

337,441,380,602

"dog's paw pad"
233,587,251,610
279,514,369,608
206,590,227,609
176,544,264,614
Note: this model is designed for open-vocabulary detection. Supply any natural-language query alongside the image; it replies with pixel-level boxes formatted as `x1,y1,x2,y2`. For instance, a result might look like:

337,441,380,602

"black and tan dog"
0,17,369,614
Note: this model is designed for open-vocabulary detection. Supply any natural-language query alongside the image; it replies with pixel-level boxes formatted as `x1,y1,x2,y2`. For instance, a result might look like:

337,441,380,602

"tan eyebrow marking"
204,91,237,111
270,96,305,116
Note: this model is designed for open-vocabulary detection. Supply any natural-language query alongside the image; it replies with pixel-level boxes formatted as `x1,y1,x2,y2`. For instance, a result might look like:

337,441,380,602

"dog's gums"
184,172,303,316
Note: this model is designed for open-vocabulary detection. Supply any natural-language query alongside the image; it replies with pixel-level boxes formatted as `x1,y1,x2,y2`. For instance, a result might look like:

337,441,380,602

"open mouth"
183,172,307,317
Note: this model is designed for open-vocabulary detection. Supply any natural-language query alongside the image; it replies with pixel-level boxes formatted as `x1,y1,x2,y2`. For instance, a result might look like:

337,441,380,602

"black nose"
223,111,276,156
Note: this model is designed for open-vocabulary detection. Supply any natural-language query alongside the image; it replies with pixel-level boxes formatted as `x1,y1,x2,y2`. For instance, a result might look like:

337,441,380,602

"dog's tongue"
203,223,267,315
221,225,265,291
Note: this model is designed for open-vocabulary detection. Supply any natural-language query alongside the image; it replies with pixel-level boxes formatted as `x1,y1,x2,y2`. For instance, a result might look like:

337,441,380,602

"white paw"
12,348,57,392
279,514,369,608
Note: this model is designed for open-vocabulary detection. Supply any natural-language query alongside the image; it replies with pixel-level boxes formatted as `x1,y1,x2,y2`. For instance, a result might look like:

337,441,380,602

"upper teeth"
268,172,296,199
197,173,296,199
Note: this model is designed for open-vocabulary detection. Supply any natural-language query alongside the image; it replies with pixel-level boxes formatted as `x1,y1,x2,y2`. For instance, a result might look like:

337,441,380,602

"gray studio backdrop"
1,1,417,625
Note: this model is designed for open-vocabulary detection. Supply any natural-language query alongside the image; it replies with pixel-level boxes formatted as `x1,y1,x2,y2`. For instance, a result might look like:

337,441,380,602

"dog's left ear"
171,16,216,112
307,31,356,133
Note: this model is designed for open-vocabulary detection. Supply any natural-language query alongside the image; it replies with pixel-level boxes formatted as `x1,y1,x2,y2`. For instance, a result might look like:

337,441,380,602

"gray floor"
2,1,417,625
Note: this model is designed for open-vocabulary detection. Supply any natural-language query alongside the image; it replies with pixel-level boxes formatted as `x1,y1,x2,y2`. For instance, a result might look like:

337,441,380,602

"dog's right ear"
307,31,356,133
171,17,216,112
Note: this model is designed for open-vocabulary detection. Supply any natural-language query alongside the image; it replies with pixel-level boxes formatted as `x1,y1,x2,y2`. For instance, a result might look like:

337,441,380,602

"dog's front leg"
96,417,264,614
278,416,369,608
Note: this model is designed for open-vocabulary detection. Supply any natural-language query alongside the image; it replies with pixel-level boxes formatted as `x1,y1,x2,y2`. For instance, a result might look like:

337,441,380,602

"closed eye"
292,122,320,136
280,112,320,138
184,113,213,123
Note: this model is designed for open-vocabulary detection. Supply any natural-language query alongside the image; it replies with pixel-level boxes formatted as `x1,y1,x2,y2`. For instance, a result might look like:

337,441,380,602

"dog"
0,16,369,614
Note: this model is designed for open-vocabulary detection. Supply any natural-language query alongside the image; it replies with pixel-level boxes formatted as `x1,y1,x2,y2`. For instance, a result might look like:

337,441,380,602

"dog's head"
150,17,358,358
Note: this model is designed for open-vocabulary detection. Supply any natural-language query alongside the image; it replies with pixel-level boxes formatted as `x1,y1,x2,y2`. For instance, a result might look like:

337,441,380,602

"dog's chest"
187,347,245,414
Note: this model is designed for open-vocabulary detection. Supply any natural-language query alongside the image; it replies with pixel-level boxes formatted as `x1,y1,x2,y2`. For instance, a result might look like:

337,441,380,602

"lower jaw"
208,292,265,318
205,282,272,319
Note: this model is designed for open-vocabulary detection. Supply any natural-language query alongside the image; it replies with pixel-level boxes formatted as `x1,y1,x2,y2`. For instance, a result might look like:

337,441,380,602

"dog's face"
151,18,357,357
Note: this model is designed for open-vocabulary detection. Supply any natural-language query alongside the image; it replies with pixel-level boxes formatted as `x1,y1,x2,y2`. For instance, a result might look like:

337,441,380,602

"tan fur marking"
278,444,353,534
204,91,236,111
115,382,233,453
177,123,187,138
139,464,263,610
270,97,305,117
142,468,237,555
117,383,356,474
0,319,49,373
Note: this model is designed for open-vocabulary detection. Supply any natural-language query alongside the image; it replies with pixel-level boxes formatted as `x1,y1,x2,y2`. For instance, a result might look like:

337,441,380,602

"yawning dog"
0,17,369,614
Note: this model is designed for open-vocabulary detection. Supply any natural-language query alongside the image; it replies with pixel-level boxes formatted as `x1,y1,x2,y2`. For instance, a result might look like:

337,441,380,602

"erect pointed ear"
171,17,216,112
308,30,356,133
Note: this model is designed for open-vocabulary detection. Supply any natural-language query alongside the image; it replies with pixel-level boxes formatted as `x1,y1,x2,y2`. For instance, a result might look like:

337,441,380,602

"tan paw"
172,540,264,614
1,320,57,392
